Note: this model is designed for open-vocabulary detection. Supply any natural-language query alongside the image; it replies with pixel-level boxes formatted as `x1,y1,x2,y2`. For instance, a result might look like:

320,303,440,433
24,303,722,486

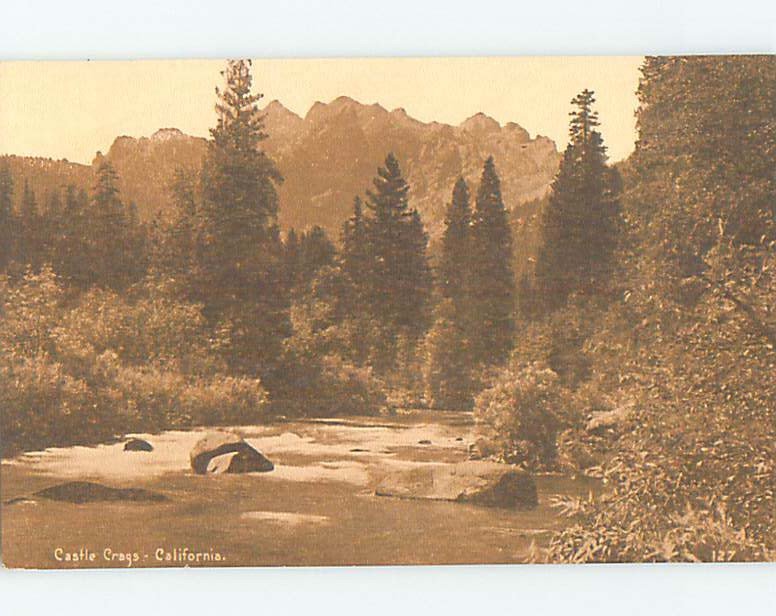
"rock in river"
190,432,274,475
32,481,166,504
375,461,537,509
123,437,153,452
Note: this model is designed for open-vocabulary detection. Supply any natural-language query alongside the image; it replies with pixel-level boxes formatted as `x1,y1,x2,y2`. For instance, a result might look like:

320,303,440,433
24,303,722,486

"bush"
0,355,112,456
544,421,775,562
0,269,269,455
57,277,219,373
474,362,574,468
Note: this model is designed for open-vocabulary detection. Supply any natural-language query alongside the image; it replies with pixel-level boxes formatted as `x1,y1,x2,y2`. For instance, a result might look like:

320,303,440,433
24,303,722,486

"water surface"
1,410,597,568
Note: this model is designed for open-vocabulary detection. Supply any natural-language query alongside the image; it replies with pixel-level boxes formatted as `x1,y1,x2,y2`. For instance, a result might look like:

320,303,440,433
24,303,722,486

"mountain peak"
151,128,186,141
460,112,501,134
263,99,302,121
330,95,359,108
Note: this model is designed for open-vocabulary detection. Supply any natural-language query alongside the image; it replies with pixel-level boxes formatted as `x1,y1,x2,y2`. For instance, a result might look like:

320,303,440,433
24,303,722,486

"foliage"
469,157,516,367
274,266,387,416
534,89,622,310
474,362,573,468
542,56,776,562
545,422,775,562
359,153,433,368
197,59,289,378
0,268,269,456
0,160,13,269
424,299,476,409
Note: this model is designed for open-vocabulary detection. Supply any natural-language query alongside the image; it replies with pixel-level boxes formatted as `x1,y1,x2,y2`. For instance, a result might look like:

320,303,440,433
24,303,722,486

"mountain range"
3,97,560,241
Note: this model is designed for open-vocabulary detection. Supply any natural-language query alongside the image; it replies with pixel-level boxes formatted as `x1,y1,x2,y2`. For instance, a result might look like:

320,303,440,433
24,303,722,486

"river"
1,410,597,568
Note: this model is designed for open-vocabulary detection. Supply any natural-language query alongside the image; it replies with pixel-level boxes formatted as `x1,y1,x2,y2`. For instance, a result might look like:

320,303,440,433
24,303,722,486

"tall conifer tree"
425,177,478,408
535,89,622,309
18,179,40,268
341,196,367,287
0,161,14,270
197,59,288,377
439,177,472,302
89,161,132,288
469,156,516,366
60,185,89,286
363,153,432,366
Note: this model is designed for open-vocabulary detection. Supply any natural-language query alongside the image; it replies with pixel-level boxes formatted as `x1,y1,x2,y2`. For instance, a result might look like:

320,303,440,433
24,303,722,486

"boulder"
190,432,274,475
375,461,537,509
123,437,153,452
33,481,166,504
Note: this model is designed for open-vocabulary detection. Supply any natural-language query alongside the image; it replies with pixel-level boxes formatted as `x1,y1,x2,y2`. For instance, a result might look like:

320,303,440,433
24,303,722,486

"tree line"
1,59,624,416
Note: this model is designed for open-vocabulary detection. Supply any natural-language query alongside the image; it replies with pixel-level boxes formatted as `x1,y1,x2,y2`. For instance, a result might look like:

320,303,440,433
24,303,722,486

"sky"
0,57,644,164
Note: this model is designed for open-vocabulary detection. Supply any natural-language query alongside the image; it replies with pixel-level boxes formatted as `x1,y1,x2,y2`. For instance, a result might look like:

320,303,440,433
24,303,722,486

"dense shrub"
0,355,110,456
0,268,269,455
544,417,775,562
474,362,576,468
276,283,387,417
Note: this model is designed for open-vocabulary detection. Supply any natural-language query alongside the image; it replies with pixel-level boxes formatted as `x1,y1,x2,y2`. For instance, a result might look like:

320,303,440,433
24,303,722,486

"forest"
1,56,774,562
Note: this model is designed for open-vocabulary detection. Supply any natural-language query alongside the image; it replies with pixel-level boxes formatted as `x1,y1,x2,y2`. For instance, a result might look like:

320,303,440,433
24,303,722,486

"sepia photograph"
0,53,774,571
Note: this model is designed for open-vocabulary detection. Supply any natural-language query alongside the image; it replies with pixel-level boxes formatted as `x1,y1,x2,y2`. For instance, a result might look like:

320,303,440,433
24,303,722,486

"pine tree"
299,226,336,283
363,153,433,367
469,156,516,366
154,169,199,280
341,196,367,285
88,160,131,288
439,177,472,302
534,89,622,309
60,185,89,286
424,298,475,409
197,59,288,377
18,179,41,268
284,227,301,288
124,201,148,283
43,188,64,268
425,177,478,408
0,160,14,270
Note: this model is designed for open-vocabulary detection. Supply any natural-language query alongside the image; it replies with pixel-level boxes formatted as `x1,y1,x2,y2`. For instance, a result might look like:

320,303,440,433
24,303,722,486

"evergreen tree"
154,169,199,280
283,226,336,293
18,179,41,268
341,196,367,285
363,153,433,367
0,161,14,270
425,177,478,408
439,177,472,302
59,185,89,286
469,156,516,366
197,59,288,377
88,160,132,288
124,201,149,282
299,226,336,282
424,298,475,409
534,89,622,309
284,227,301,288
43,188,64,268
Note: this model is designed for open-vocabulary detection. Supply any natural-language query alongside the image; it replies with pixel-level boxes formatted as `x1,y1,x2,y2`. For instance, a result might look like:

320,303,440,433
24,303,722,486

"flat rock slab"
32,481,167,504
375,461,537,509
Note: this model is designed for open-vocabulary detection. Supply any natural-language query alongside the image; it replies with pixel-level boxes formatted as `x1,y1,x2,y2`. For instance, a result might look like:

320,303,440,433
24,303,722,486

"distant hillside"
1,155,93,210
3,97,559,239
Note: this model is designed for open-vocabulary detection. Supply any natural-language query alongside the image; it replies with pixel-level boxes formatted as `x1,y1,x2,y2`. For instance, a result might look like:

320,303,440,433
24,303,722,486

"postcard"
1,55,773,568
